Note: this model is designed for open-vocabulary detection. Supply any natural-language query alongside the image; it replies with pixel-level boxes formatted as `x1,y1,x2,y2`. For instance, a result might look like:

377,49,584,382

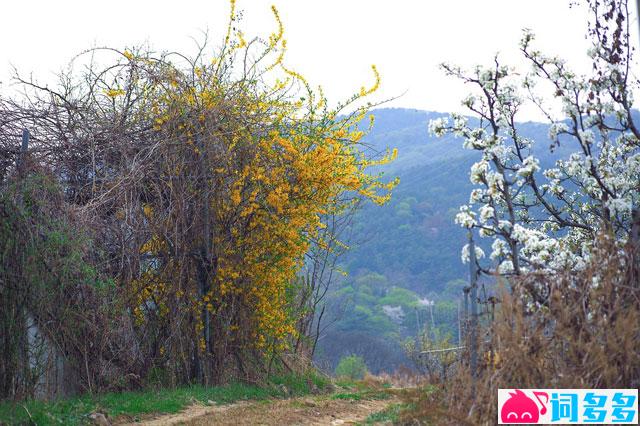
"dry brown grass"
400,234,640,425
377,366,429,389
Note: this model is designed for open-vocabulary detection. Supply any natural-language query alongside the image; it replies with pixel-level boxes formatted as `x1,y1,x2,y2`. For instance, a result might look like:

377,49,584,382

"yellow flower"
104,88,126,98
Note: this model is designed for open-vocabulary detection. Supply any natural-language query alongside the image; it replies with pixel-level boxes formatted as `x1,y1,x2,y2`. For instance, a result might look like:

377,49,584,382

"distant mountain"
316,107,559,374
342,108,570,296
344,108,479,296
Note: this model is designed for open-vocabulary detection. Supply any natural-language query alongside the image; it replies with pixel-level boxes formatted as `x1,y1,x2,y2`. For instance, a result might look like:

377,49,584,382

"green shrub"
334,355,367,380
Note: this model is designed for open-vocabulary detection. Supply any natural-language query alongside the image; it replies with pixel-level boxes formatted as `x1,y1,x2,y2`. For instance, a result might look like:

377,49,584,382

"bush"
0,173,132,399
0,1,395,398
436,235,640,424
335,355,368,380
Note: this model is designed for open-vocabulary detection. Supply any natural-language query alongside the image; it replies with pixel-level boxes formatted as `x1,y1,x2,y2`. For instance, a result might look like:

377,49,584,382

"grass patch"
332,392,364,401
269,371,330,396
334,378,367,390
391,384,468,425
331,389,392,402
361,402,414,425
0,372,330,425
331,376,395,402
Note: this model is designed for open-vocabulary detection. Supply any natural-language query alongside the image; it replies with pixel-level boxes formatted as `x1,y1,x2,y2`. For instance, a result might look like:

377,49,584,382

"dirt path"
118,395,398,426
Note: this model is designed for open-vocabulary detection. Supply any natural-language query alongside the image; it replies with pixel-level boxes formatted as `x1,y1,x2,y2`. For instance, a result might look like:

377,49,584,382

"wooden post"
18,129,30,175
631,208,640,287
457,300,462,346
468,232,479,379
462,287,469,345
194,132,212,384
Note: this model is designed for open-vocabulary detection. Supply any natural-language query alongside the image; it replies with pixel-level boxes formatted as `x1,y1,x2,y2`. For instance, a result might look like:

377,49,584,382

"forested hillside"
314,108,582,373
343,108,560,294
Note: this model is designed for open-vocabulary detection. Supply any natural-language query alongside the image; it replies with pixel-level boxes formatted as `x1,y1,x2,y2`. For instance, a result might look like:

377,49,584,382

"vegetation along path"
0,375,412,425
121,393,400,426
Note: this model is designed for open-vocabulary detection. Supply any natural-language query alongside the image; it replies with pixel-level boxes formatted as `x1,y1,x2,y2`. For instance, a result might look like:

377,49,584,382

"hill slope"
316,108,555,373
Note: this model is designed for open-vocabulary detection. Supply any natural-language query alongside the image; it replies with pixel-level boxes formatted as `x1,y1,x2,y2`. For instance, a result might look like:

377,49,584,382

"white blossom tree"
430,0,640,302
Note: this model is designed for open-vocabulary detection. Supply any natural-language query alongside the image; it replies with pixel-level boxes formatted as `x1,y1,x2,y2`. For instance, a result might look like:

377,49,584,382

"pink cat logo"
500,389,548,423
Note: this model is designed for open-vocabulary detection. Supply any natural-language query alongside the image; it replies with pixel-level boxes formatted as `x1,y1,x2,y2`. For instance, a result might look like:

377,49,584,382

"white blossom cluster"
381,305,405,323
432,27,640,276
428,117,448,137
516,156,540,178
461,243,485,264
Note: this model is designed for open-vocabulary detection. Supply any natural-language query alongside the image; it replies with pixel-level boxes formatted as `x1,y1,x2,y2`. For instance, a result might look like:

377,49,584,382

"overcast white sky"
0,1,619,120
